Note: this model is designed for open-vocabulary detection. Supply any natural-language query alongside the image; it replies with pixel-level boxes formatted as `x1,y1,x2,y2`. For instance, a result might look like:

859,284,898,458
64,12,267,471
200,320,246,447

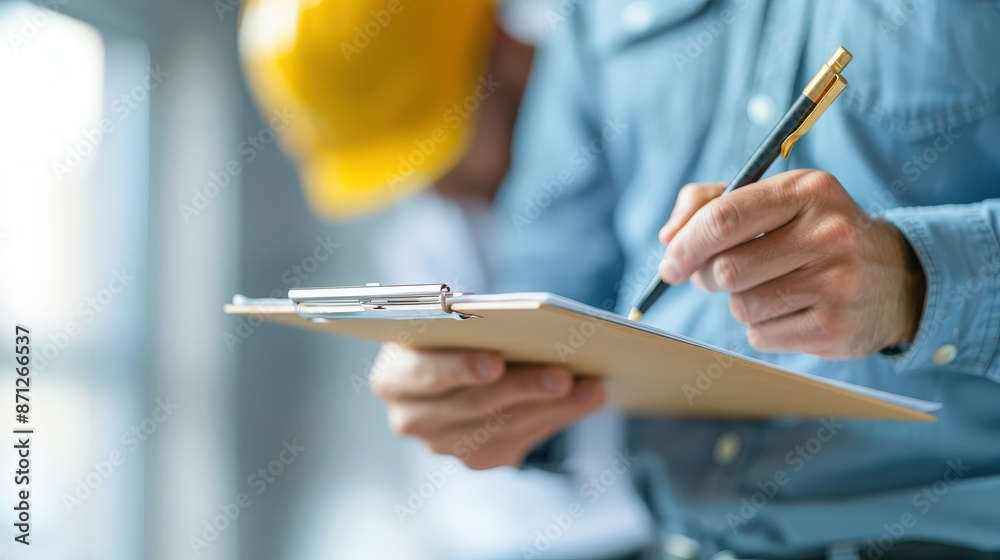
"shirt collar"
590,0,712,52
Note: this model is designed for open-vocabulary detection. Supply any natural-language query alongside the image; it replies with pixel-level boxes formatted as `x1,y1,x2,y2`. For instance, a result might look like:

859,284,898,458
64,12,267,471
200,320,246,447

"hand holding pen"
630,47,928,359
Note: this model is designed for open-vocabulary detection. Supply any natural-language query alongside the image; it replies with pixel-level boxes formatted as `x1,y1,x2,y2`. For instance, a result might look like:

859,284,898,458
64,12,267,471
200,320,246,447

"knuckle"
813,216,857,249
728,293,751,324
798,169,836,198
689,272,710,292
712,255,741,292
811,307,846,339
679,183,701,198
705,199,741,243
426,353,474,391
775,178,803,209
388,409,420,436
746,325,768,351
369,374,392,399
412,366,441,394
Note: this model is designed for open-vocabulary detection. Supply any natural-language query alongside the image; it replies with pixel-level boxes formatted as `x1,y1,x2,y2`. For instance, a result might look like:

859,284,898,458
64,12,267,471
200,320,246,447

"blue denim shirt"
494,0,1000,557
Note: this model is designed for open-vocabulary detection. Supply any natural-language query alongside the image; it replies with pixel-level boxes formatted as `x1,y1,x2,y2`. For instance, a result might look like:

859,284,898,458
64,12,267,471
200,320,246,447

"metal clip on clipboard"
288,283,479,321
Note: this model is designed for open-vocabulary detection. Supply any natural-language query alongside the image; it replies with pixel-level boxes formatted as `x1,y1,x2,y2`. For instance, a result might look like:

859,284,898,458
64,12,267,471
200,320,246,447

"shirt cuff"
880,205,1000,380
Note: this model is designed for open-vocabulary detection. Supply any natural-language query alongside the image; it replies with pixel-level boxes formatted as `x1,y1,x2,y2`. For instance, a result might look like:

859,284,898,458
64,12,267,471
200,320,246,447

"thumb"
658,183,727,244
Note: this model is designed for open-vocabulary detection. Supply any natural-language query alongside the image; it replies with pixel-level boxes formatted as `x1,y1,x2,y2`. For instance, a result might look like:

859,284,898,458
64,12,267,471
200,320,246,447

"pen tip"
628,308,643,321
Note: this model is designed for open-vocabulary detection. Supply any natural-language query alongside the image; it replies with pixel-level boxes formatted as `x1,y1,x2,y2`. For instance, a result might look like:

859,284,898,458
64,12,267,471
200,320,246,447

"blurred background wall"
0,0,411,558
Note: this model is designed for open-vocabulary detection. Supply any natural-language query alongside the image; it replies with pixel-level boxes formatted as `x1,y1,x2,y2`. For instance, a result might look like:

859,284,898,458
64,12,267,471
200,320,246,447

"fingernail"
659,257,682,284
541,369,565,392
476,354,500,379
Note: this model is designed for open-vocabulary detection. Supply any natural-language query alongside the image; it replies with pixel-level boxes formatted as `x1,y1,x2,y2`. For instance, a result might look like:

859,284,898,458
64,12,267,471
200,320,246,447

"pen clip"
779,76,846,158
780,46,852,158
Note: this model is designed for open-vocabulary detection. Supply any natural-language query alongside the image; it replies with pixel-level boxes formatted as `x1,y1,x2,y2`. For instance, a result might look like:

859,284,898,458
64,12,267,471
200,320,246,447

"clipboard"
225,283,939,422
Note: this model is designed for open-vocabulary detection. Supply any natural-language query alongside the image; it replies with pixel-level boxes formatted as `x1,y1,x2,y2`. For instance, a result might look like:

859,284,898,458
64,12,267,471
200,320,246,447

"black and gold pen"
628,46,853,322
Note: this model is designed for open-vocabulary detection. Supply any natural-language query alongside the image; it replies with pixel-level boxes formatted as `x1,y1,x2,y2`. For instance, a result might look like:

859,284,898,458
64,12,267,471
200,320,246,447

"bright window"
0,2,149,558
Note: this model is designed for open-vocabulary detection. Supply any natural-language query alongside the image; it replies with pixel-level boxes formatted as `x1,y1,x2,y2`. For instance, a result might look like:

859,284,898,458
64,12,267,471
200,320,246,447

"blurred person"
238,0,653,558
364,1,1000,560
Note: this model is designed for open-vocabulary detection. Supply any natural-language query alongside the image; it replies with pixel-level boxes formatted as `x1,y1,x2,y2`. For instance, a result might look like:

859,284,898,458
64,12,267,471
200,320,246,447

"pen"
629,46,853,322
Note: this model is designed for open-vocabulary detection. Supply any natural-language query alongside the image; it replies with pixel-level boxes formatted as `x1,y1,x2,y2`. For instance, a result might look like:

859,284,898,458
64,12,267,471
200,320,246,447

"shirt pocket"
827,0,1000,142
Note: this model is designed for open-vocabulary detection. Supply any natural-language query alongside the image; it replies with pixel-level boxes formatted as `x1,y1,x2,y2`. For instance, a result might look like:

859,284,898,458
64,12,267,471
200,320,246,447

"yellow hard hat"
239,0,496,218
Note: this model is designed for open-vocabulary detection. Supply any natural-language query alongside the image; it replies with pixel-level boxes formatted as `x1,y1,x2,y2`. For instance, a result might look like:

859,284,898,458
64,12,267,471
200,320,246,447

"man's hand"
658,169,926,359
370,347,605,470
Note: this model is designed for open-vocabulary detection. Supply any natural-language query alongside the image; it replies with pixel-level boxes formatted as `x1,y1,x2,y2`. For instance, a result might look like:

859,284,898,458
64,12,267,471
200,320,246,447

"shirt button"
621,1,654,32
746,93,777,126
663,534,700,560
714,432,741,466
931,344,957,365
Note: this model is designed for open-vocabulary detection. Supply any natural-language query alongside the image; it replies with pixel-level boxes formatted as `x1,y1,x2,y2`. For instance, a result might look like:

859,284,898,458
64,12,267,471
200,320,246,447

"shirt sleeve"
880,199,1000,380
493,13,623,471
